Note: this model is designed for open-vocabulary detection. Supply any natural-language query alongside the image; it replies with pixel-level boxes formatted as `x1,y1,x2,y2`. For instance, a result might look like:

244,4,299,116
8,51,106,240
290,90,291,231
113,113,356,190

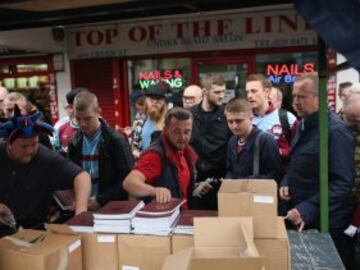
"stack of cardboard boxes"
0,179,290,270
171,179,290,270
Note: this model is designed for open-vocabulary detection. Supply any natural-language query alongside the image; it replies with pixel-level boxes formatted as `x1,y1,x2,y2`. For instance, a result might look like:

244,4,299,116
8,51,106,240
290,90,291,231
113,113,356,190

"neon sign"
266,63,316,84
138,69,183,89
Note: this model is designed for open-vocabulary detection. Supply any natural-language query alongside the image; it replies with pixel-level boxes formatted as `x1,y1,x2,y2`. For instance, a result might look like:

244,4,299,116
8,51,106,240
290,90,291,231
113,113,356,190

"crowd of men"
0,72,359,269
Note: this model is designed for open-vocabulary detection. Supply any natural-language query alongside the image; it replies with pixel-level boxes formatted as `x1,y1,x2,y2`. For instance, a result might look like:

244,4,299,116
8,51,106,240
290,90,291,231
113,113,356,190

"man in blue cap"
0,106,91,235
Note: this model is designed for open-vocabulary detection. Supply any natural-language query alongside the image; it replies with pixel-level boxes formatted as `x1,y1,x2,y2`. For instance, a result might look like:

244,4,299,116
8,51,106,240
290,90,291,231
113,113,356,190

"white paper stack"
132,198,186,235
93,200,144,233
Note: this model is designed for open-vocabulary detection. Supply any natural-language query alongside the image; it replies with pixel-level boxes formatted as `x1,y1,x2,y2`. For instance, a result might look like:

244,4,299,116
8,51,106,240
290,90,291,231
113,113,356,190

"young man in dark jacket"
123,107,197,209
280,72,355,269
189,73,231,209
224,98,281,182
68,91,134,210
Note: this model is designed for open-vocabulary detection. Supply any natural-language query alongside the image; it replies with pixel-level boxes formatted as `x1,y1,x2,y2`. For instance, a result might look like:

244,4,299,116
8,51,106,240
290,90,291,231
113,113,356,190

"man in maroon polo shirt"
123,107,197,208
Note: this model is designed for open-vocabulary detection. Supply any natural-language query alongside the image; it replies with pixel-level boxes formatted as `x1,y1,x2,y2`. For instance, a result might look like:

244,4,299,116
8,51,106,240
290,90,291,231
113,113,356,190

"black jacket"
190,104,231,181
68,119,134,205
147,135,197,208
281,111,355,229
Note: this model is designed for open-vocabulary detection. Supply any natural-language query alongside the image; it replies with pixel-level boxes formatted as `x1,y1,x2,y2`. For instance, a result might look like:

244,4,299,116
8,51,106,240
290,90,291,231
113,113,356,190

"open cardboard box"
163,217,264,270
0,227,82,270
218,179,278,238
47,223,119,270
171,218,290,270
255,218,290,270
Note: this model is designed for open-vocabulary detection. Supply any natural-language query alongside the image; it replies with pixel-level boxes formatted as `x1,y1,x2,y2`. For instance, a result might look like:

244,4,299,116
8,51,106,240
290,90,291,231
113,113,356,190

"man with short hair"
224,98,281,181
280,72,355,269
123,107,197,208
182,85,203,109
246,74,296,172
68,91,134,211
0,86,8,117
0,109,91,235
3,92,27,117
54,87,88,154
190,73,231,209
269,86,283,109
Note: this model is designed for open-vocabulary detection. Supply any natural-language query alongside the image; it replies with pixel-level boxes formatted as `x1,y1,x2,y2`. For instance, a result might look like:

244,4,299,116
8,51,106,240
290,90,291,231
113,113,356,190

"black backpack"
278,108,291,145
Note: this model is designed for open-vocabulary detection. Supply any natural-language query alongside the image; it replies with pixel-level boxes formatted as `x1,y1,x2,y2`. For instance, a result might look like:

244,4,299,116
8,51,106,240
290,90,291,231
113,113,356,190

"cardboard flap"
276,217,288,239
220,179,277,194
193,217,253,248
1,236,34,249
46,224,78,235
161,248,192,270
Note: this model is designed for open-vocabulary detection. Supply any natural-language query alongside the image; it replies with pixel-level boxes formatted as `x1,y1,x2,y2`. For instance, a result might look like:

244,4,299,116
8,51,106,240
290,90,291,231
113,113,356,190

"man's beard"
208,96,221,108
147,104,166,122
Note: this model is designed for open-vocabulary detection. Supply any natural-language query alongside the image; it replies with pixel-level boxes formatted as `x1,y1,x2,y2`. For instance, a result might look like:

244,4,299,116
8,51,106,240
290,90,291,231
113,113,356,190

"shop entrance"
192,56,255,102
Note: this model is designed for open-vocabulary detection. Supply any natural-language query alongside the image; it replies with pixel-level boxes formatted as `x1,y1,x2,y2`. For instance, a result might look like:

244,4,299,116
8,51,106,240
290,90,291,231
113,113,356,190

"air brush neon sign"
138,69,183,89
267,63,316,84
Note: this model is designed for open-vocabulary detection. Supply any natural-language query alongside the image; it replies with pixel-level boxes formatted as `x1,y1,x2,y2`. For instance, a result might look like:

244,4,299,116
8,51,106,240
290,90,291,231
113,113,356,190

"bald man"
269,86,283,109
182,85,203,109
0,86,8,117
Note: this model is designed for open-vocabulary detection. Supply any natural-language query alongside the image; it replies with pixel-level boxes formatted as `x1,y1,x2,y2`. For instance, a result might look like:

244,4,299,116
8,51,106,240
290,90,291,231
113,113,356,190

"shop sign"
137,69,183,89
68,8,317,59
266,63,316,84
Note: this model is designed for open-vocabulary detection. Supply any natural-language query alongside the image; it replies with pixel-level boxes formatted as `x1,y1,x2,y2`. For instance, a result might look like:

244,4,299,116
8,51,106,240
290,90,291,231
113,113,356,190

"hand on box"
153,187,172,203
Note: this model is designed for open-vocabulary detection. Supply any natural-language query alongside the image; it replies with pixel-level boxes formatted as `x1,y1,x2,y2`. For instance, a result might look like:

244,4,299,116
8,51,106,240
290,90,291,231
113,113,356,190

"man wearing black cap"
0,108,91,236
131,82,169,158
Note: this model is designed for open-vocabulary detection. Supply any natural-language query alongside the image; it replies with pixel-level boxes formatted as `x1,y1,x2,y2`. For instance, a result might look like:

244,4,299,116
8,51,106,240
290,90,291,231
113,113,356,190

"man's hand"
193,180,213,198
88,197,101,211
286,208,305,232
0,203,13,226
279,186,291,201
152,187,172,203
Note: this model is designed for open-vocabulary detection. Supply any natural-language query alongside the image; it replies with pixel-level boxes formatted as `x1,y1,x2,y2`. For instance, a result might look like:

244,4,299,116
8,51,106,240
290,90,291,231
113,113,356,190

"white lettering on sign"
68,8,317,59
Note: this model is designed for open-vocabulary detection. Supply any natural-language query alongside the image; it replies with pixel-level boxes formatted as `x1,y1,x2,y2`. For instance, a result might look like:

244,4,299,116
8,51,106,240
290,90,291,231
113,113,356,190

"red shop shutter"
71,59,116,126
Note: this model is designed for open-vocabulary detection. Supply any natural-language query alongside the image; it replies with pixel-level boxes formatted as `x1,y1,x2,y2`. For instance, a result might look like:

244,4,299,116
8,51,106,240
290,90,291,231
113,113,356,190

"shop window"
256,52,317,113
127,58,191,120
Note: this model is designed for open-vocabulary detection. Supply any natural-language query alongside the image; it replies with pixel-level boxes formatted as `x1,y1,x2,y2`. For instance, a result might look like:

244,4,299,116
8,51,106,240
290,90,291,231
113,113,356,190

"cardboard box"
163,217,264,270
255,218,290,270
171,235,193,254
81,233,118,270
171,217,254,255
118,234,171,270
218,179,278,238
48,224,118,270
0,228,82,270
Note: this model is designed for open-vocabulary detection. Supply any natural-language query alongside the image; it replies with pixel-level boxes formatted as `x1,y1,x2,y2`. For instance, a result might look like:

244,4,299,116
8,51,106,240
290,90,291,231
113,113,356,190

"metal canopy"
0,0,291,30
